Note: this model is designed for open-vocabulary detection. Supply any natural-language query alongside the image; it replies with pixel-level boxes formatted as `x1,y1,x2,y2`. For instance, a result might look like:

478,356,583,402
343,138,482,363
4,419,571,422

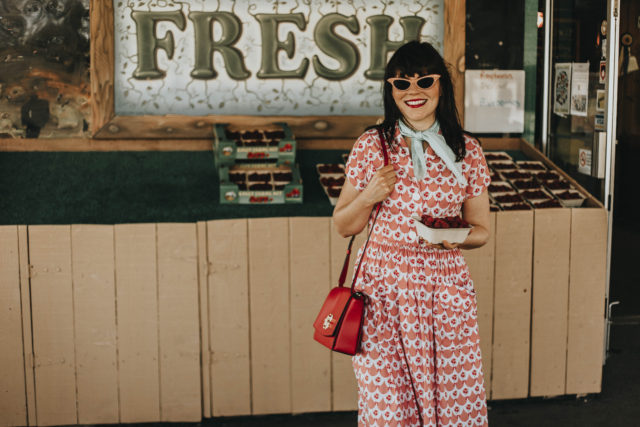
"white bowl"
412,216,472,244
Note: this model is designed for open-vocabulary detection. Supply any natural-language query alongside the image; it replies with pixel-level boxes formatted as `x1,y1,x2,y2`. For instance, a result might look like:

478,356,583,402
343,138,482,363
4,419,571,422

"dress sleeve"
345,130,383,192
463,136,491,199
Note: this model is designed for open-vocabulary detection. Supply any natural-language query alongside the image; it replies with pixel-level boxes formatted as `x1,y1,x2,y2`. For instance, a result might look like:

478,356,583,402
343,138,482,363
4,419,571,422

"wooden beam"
0,137,355,151
90,0,115,135
445,0,466,126
92,115,378,140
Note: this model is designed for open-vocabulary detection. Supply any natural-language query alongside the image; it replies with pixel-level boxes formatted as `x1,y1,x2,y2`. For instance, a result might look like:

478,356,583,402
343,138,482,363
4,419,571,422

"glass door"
542,0,621,358
543,0,618,204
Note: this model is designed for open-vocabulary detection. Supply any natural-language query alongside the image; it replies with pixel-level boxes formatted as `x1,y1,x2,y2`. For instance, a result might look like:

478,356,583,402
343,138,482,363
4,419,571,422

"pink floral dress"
346,124,491,427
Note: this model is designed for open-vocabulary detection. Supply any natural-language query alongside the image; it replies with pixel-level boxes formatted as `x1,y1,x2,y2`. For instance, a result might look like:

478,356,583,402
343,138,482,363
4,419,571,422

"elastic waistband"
364,239,462,257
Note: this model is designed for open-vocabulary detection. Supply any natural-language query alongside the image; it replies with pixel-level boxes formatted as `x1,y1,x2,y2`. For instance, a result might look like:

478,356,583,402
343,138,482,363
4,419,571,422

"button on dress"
346,125,491,427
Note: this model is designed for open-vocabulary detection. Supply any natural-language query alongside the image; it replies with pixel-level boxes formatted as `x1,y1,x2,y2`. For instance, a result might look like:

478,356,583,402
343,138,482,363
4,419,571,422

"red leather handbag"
313,127,389,355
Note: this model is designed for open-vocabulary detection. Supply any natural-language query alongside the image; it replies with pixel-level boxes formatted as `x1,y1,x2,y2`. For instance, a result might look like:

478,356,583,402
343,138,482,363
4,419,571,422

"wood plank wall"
0,226,28,426
462,212,496,398
71,225,119,424
0,210,608,425
492,211,534,400
0,224,202,426
330,221,366,412
207,220,251,416
530,210,571,397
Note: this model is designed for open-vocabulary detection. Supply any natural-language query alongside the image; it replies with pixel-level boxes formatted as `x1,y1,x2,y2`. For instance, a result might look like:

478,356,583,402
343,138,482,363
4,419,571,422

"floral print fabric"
346,125,491,426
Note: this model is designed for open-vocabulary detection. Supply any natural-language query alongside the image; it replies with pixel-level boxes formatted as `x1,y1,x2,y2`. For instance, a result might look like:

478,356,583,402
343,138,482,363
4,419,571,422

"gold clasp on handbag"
322,313,334,330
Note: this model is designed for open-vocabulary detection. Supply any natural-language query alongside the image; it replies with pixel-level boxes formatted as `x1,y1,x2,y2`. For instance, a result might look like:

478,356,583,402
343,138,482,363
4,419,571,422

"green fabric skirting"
0,150,348,225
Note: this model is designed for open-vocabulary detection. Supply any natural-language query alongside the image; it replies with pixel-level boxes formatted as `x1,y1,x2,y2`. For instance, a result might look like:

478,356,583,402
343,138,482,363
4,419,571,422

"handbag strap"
337,126,389,291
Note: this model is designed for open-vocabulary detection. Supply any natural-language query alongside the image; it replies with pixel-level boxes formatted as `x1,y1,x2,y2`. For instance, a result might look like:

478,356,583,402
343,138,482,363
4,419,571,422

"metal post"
603,0,621,362
540,0,553,156
522,0,539,144
604,0,620,211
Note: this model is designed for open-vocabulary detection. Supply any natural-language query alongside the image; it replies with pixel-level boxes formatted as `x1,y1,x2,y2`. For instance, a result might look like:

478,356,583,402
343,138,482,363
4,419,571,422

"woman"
333,41,491,426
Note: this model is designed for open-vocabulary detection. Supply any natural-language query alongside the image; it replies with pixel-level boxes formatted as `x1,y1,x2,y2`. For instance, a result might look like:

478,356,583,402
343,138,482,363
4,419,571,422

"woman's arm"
438,190,490,250
332,165,396,237
459,190,490,249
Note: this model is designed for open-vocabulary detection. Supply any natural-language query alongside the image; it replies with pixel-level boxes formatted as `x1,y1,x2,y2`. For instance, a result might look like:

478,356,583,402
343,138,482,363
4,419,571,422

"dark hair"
369,41,466,162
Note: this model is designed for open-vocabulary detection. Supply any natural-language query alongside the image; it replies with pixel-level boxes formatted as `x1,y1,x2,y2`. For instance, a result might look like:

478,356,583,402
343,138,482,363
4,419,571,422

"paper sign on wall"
570,62,589,117
578,147,592,175
553,63,571,116
464,70,525,133
599,61,607,84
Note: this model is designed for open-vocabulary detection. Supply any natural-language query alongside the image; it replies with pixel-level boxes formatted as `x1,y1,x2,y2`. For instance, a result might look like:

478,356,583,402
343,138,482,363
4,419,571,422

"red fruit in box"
435,219,449,229
555,190,582,200
421,215,435,227
420,215,470,229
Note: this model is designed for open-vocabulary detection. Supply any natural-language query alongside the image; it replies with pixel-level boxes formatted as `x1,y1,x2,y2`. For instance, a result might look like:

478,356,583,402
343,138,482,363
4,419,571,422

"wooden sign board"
90,0,465,140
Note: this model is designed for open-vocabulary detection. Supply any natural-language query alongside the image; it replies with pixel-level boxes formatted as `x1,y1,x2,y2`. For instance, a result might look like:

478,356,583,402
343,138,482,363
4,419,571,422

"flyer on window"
570,62,589,117
596,89,606,112
553,63,572,116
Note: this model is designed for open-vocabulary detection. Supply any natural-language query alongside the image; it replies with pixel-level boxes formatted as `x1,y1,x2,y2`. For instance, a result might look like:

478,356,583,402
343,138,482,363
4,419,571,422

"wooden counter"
0,141,608,425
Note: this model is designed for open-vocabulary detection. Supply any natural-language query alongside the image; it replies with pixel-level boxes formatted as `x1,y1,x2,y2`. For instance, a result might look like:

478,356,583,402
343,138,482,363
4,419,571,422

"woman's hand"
333,165,396,237
419,191,491,250
421,239,459,250
360,165,397,207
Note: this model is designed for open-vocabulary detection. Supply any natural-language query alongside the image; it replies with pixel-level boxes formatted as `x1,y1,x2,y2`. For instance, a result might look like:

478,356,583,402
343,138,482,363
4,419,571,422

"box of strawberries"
412,215,473,244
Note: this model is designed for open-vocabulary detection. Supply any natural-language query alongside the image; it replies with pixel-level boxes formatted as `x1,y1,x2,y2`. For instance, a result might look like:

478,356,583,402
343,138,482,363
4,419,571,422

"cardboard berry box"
317,164,346,205
213,122,297,168
411,215,473,244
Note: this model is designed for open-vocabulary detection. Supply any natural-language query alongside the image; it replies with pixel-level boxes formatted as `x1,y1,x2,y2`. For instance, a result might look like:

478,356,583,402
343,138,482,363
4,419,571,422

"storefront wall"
0,0,613,425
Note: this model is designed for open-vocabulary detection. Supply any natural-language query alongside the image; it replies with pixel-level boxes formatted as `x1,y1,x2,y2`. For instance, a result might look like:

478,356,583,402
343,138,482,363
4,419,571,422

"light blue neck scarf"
398,119,467,186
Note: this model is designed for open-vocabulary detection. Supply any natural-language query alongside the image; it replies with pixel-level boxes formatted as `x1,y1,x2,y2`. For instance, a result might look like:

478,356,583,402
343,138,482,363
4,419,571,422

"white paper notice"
578,147,592,175
570,62,589,117
464,70,525,133
553,63,571,116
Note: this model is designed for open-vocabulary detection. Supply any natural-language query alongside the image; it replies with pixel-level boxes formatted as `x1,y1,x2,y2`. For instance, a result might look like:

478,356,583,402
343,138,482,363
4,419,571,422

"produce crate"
316,163,346,206
218,164,303,204
213,123,296,167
